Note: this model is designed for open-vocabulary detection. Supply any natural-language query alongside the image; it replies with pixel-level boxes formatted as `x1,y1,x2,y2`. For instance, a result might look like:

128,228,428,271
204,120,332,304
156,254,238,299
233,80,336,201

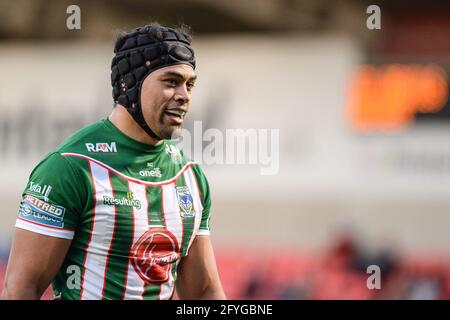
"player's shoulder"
53,118,112,156
163,140,208,177
30,151,72,175
163,140,193,165
167,141,210,181
27,118,116,179
25,151,83,197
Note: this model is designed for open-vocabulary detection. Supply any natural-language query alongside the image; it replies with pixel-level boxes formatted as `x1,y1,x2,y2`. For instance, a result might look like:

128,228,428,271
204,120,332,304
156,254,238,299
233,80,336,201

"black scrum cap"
111,24,196,140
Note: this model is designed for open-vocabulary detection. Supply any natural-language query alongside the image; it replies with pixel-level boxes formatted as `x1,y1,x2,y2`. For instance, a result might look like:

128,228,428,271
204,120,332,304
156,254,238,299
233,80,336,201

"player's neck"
108,105,163,146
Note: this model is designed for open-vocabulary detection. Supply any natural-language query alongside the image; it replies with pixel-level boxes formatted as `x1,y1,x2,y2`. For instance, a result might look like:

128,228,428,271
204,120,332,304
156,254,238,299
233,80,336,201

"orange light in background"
346,64,448,131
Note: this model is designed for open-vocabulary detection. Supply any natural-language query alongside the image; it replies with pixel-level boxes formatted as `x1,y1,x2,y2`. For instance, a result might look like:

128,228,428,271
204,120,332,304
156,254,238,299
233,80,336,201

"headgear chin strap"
111,25,196,140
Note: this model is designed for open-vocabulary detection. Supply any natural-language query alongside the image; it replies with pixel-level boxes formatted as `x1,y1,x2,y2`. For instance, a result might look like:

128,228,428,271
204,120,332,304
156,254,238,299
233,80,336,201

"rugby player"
1,23,226,300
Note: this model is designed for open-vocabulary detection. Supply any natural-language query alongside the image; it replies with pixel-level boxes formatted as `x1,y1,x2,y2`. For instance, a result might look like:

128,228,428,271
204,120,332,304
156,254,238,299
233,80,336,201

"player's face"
140,64,196,140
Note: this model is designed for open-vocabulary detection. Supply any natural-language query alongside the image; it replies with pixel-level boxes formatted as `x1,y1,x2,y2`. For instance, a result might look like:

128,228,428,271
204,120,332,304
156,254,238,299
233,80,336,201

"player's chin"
160,125,183,140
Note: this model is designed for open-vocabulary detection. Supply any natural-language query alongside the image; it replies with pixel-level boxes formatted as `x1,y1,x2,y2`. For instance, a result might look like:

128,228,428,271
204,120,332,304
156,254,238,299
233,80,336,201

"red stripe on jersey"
158,186,165,300
177,182,185,256
120,180,135,300
80,161,98,299
101,173,118,299
141,186,150,300
158,183,182,300
161,185,167,227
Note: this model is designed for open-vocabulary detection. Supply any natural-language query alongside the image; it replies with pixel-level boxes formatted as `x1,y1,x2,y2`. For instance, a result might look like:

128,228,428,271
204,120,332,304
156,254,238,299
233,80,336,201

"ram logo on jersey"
166,144,183,161
18,194,66,228
165,144,183,164
85,142,117,153
165,144,181,156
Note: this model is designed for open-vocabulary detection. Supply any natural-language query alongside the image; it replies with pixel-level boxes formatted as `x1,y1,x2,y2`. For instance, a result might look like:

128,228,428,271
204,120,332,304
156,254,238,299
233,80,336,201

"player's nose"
174,84,190,105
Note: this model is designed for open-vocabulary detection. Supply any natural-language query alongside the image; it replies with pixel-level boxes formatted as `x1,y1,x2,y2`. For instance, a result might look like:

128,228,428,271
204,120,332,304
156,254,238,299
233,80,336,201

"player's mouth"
164,108,186,125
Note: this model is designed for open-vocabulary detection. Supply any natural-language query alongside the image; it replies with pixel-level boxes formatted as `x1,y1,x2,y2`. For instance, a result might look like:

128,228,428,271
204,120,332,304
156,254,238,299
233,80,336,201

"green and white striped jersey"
16,118,212,300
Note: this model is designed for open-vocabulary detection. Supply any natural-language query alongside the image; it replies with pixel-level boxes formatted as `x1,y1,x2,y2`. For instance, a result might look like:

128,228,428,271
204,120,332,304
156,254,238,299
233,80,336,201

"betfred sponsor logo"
130,228,180,285
139,167,162,178
85,142,117,153
18,194,66,228
24,194,65,217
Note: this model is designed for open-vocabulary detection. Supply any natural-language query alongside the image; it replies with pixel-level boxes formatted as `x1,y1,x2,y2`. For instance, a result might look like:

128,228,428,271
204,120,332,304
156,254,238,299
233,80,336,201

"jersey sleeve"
15,152,86,239
191,165,212,236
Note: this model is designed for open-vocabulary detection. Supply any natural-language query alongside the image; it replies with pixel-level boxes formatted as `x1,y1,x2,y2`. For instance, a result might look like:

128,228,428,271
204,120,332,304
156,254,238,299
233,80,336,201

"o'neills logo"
103,195,141,209
139,167,162,178
130,228,180,285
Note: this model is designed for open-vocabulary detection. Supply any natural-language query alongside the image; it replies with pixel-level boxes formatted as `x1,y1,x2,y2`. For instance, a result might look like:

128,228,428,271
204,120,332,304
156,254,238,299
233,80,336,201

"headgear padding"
111,24,196,140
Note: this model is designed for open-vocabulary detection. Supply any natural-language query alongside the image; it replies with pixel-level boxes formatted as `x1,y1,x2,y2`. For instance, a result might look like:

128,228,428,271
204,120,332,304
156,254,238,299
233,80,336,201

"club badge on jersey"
175,186,195,218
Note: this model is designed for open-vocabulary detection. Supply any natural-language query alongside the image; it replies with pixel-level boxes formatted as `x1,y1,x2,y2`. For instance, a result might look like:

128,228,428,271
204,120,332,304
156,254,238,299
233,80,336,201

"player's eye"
187,82,195,91
164,79,178,87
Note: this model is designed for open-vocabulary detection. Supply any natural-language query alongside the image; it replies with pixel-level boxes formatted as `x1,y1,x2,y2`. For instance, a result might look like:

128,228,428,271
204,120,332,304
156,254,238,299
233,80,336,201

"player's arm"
176,235,226,300
1,228,72,300
1,153,84,300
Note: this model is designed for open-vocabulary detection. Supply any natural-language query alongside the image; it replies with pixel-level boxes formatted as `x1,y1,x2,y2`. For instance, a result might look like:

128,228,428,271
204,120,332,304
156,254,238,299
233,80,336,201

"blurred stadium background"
1,0,450,299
